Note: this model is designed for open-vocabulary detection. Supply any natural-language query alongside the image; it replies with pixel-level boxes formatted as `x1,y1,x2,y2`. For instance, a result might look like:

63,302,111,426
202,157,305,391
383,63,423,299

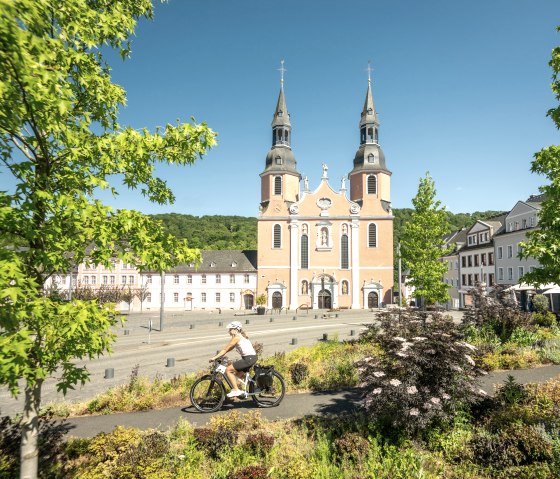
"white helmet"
226,321,242,331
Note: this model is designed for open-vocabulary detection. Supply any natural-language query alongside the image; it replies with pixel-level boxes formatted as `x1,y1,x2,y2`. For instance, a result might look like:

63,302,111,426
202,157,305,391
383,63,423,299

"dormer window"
231,261,237,267
367,153,375,163
210,262,216,268
278,110,283,117
367,108,373,115
275,156,282,165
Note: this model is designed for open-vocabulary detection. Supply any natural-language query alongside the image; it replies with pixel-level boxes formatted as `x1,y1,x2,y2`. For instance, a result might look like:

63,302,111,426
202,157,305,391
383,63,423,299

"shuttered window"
367,175,377,194
274,176,282,195
273,224,281,248
368,224,377,247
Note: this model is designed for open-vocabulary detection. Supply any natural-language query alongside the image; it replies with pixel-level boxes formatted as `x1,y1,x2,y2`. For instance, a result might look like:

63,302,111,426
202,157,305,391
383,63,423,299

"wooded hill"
151,210,507,250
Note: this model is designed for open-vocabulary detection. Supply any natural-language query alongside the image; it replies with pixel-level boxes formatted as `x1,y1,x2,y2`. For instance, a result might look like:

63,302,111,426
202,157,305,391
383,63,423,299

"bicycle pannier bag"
255,365,274,388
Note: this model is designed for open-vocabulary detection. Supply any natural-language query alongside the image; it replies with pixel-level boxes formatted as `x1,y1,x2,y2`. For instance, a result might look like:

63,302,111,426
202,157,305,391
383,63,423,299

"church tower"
349,68,391,209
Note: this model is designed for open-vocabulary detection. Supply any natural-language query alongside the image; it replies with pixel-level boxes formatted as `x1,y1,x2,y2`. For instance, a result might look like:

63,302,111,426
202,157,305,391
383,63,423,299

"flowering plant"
357,308,486,435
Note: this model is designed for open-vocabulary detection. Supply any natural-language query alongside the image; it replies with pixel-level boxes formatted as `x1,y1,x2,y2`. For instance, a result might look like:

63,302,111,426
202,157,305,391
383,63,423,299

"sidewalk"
62,364,560,438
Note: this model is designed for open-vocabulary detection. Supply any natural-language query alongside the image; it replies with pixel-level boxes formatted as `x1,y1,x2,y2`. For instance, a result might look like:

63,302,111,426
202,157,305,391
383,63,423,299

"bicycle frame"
211,359,261,398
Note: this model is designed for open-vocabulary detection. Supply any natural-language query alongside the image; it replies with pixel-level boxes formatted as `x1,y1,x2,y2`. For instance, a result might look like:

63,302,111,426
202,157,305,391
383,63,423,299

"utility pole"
160,270,165,331
397,241,402,307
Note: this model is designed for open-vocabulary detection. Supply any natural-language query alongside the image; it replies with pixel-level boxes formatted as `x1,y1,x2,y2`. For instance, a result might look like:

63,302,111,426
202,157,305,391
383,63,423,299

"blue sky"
44,1,560,216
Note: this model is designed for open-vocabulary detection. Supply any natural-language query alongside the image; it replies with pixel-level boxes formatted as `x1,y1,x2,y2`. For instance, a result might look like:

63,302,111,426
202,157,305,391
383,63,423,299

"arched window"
341,280,349,295
301,234,308,269
368,223,377,248
367,175,377,195
301,280,308,295
341,234,349,269
367,127,374,142
274,176,282,195
273,224,281,248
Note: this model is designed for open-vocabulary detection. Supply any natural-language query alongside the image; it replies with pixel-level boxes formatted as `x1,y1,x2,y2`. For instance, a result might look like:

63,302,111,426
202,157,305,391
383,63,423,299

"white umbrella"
543,286,560,295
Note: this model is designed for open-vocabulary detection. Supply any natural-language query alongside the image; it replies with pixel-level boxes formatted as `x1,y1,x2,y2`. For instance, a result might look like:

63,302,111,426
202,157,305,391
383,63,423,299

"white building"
457,215,504,307
493,195,544,309
142,250,257,312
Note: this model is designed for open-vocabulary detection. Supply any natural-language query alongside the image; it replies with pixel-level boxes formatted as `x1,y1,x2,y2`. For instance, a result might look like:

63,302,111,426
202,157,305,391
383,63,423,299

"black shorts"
233,355,258,372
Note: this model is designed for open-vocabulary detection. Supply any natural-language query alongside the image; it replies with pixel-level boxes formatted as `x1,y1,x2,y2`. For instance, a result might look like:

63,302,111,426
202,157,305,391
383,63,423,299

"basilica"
257,72,394,310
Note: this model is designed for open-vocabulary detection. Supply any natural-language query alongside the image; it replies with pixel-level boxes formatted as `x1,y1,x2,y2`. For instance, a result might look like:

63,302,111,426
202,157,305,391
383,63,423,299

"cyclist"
209,321,258,398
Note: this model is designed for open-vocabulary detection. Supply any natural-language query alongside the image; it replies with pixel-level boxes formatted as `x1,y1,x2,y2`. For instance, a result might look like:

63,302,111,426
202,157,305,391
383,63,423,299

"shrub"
533,312,557,328
495,375,528,407
532,295,550,313
462,284,533,342
228,464,268,479
333,432,370,464
77,427,171,478
193,426,237,458
469,424,553,468
357,308,486,436
289,362,309,386
244,432,275,455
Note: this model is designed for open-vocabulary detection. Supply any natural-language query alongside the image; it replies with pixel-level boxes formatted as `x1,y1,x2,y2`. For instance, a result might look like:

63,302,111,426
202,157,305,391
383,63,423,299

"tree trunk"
20,380,42,479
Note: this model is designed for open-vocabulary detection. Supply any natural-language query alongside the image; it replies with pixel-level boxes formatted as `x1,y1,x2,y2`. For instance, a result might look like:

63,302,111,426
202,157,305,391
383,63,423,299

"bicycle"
190,358,286,412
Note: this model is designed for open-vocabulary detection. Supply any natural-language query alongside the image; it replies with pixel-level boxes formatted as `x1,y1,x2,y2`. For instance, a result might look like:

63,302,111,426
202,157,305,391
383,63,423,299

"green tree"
0,1,216,477
400,173,452,306
521,27,560,287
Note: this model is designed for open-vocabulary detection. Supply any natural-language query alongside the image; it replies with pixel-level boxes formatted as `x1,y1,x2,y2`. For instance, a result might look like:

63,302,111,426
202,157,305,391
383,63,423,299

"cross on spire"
278,60,286,85
366,60,373,85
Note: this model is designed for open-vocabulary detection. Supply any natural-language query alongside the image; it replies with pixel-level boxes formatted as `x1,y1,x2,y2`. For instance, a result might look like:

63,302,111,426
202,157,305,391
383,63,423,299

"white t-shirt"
235,335,256,357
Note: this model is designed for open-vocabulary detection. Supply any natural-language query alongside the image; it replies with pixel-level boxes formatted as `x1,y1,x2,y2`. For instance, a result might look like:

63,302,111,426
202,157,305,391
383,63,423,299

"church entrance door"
318,289,332,309
272,291,282,309
243,294,254,310
368,291,379,308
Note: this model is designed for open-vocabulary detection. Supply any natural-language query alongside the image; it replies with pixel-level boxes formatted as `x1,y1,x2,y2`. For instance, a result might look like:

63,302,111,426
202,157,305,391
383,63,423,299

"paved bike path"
62,365,560,438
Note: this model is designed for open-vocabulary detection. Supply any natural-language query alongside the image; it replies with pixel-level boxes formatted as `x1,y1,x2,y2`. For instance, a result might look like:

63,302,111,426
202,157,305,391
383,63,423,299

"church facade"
257,75,394,310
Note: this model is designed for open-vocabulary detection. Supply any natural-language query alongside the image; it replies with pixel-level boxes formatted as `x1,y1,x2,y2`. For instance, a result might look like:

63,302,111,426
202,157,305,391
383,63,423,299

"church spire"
359,61,379,143
272,60,291,140
261,61,300,181
349,62,390,176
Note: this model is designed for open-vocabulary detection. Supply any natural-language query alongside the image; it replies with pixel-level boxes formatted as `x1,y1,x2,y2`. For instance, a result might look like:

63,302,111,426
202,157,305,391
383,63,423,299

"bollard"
314,314,318,319
166,358,175,367
350,329,355,336
322,333,328,341
245,319,250,324
335,313,339,318
123,329,130,336
189,324,195,330
218,321,223,327
104,368,114,379
291,338,298,345
292,316,297,321
269,317,274,322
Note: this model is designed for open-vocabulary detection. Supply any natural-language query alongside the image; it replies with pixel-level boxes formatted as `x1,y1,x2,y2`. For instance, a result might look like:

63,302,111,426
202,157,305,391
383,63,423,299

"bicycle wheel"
190,375,226,412
250,371,286,407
